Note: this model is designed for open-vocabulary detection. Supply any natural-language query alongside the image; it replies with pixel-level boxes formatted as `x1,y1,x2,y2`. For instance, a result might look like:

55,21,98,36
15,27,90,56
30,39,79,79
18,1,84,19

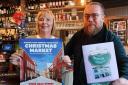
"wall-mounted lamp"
81,0,85,6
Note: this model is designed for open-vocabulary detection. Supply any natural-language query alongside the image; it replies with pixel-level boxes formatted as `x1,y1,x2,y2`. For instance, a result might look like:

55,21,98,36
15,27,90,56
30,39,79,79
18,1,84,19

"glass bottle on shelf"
0,18,2,28
49,0,53,8
0,6,4,16
61,0,65,7
0,18,3,28
52,1,56,8
31,14,35,22
31,2,35,10
27,0,31,10
27,12,32,22
11,6,16,15
58,0,62,8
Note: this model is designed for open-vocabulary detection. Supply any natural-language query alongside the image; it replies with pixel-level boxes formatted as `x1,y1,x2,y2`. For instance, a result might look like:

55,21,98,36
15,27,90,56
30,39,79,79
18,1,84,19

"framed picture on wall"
109,19,127,31
117,21,126,30
112,21,118,31
109,19,127,45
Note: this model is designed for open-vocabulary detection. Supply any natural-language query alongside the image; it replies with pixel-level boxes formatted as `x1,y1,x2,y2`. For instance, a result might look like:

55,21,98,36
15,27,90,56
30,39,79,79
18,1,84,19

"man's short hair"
85,2,105,14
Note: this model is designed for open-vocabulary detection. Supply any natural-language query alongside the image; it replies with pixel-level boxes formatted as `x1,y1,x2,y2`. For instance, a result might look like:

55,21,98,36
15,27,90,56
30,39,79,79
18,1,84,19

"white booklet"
82,42,119,84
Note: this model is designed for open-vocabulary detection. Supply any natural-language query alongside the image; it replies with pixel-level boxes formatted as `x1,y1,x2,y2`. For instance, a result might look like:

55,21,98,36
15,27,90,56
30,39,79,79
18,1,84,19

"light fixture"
81,0,92,5
68,1,75,6
81,0,85,6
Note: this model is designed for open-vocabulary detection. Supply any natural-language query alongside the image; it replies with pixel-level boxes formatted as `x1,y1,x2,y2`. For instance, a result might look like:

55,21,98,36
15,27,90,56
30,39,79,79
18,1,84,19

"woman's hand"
10,55,20,66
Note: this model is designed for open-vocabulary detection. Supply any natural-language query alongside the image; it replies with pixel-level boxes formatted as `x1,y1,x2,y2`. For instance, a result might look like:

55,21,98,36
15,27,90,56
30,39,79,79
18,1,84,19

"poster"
19,38,63,85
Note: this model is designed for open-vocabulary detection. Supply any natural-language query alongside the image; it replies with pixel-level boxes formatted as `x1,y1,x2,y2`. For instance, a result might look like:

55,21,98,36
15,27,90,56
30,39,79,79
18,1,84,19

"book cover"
82,42,119,84
19,38,63,85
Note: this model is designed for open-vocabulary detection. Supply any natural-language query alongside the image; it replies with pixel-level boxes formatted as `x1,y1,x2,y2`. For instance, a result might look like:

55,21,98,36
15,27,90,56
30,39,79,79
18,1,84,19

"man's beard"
84,25,103,36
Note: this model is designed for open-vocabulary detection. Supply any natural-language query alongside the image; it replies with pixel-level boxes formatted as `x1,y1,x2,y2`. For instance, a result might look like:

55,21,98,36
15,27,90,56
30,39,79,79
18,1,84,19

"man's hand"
112,77,128,85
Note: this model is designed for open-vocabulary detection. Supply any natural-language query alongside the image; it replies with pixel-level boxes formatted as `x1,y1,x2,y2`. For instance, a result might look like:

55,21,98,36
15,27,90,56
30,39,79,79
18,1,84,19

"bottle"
30,2,35,10
35,0,40,10
52,1,56,8
62,0,65,7
3,7,7,15
49,1,52,8
58,0,62,7
1,6,4,16
27,13,31,22
6,17,11,28
0,18,3,28
11,6,16,15
55,0,59,8
31,14,35,22
27,0,31,10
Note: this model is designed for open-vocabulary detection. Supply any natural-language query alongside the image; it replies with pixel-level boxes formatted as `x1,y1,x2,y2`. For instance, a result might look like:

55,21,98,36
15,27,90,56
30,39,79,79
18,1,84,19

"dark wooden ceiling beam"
92,0,128,8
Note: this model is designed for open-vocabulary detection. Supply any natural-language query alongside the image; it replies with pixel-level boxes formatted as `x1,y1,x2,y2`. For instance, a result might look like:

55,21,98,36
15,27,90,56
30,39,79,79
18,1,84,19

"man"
64,2,128,85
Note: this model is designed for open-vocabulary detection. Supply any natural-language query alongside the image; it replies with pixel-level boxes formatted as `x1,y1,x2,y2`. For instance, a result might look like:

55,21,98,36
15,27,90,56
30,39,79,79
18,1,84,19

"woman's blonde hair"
36,9,55,35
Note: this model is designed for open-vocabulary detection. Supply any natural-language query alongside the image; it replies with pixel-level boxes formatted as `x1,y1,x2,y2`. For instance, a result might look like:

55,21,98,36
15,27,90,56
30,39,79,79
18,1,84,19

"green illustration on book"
88,48,112,84
88,52,111,66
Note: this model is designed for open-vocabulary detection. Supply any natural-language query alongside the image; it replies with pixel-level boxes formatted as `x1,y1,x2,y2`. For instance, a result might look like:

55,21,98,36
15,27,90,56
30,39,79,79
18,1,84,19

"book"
82,42,119,84
19,38,63,85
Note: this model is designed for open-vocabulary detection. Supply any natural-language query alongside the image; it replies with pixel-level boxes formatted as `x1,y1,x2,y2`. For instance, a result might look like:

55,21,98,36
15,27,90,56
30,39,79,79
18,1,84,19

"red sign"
12,11,24,25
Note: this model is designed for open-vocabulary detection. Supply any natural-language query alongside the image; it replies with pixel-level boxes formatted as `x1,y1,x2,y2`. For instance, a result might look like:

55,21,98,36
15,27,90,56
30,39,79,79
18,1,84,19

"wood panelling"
105,6,128,17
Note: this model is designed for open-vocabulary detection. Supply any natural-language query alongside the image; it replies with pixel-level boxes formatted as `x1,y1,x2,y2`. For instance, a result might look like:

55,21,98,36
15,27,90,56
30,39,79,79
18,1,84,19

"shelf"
28,20,83,23
56,27,82,30
113,29,126,32
28,22,36,24
0,27,17,29
56,20,83,23
26,5,84,12
3,40,17,42
50,5,85,10
26,10,39,13
0,14,15,17
27,10,84,14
